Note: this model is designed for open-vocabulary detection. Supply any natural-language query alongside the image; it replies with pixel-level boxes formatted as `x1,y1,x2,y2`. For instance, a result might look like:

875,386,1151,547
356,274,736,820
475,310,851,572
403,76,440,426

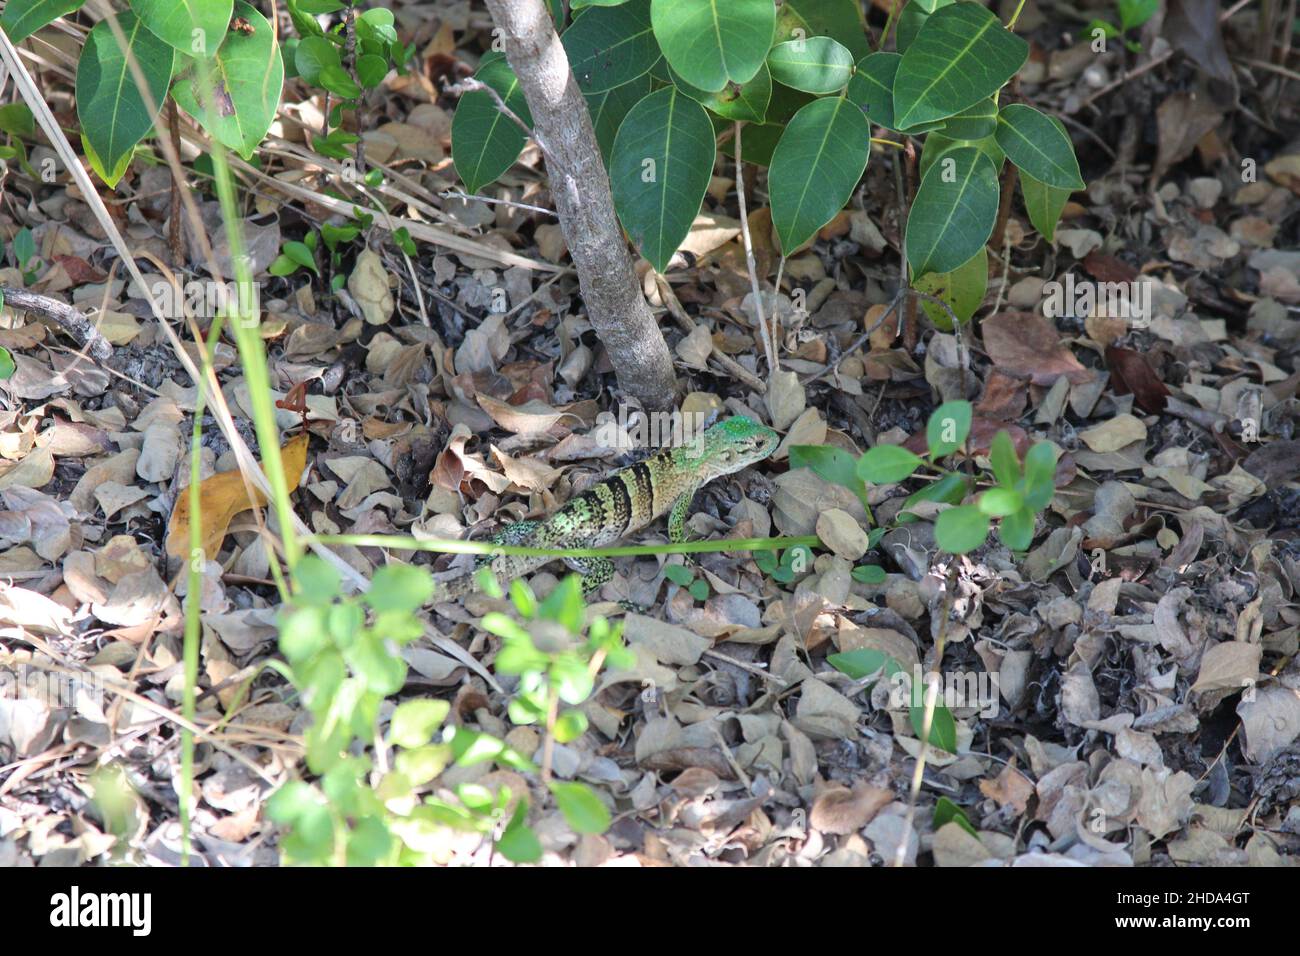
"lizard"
432,415,779,602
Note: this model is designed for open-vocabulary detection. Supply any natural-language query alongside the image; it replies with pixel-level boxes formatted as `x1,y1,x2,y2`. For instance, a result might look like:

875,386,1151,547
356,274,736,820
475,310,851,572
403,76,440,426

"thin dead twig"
0,285,113,361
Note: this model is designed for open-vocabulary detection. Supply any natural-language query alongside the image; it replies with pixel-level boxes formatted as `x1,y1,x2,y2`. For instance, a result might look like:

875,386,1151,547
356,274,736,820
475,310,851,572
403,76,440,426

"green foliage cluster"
791,399,1059,557
269,559,626,865
1088,0,1159,52
451,0,1083,321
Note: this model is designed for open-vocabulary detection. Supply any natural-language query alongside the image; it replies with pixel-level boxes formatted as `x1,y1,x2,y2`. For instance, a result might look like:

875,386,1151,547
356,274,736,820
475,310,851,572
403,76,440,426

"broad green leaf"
363,562,435,612
776,0,871,59
892,3,1028,131
766,36,854,94
918,132,1003,180
829,648,900,680
999,504,1034,550
663,563,695,586
1019,168,1071,242
130,0,233,56
935,504,989,554
171,2,283,159
914,247,987,330
564,0,660,93
0,347,14,380
669,63,770,123
910,699,958,752
768,96,870,253
989,430,1020,487
934,796,977,835
496,804,542,864
926,400,972,457
994,103,1084,191
722,120,782,166
1021,441,1059,509
609,86,714,272
905,146,999,277
451,57,532,194
939,97,997,140
585,74,651,160
390,699,450,748
899,471,970,521
789,444,868,507
857,443,923,484
295,35,342,85
549,781,611,834
851,564,887,584
1118,0,1158,30
978,486,1022,517
76,13,175,188
650,0,774,92
0,0,85,43
845,52,899,130
0,103,35,137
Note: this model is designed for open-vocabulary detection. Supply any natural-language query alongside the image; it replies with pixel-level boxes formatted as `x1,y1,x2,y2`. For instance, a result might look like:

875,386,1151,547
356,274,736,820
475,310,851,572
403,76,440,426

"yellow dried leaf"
165,434,309,560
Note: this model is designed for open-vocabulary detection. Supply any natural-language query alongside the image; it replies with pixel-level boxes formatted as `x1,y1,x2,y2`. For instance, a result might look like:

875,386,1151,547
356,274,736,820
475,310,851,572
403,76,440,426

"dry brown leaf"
165,434,309,559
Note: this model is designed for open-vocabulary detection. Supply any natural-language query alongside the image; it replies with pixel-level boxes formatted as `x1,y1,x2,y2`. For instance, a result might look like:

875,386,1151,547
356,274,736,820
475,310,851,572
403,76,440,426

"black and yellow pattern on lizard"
434,416,779,601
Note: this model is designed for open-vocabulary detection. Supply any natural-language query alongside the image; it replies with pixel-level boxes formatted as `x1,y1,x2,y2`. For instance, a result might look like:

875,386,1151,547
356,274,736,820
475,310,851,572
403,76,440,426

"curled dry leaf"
165,434,309,560
982,312,1093,387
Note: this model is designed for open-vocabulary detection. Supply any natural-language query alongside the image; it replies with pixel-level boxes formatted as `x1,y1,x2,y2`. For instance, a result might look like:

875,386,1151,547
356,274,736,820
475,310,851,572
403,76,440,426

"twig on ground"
0,285,113,361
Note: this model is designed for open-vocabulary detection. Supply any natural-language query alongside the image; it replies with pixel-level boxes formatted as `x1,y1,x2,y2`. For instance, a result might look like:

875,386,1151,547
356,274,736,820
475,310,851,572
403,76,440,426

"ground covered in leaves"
1,0,1299,867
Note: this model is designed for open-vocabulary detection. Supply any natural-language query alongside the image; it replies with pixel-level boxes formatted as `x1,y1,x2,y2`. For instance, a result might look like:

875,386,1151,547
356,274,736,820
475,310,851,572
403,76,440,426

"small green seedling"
1087,0,1158,53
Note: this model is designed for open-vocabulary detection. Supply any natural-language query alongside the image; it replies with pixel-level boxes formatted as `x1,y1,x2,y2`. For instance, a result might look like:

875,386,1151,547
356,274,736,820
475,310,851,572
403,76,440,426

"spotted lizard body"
433,416,779,601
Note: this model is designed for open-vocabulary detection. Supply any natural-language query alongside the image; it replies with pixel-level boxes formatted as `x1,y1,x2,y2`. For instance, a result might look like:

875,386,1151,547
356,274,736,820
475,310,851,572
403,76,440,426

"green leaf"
76,12,175,188
845,52,899,130
129,0,233,56
663,563,695,586
0,104,34,138
609,85,714,272
549,781,611,834
856,444,923,484
538,574,586,634
1118,0,1158,31
650,0,774,93
926,400,972,457
1021,441,1058,510
892,3,1028,131
670,63,771,123
294,35,341,85
12,228,35,268
899,471,970,521
496,801,542,863
828,648,899,680
564,0,660,94
585,75,652,161
934,796,977,835
171,1,283,160
978,486,1023,517
989,430,1020,487
768,96,870,253
904,146,999,277
913,247,987,330
935,504,989,554
390,699,451,748
766,36,854,94
553,709,589,743
1019,167,1072,243
851,564,886,584
356,53,388,88
574,0,634,6
0,347,14,381
909,699,957,752
688,578,710,601
451,57,532,195
789,444,868,506
999,504,1034,550
918,131,1003,180
939,97,997,140
292,555,341,604
994,103,1084,191
776,0,871,59
364,562,435,612
1,0,86,44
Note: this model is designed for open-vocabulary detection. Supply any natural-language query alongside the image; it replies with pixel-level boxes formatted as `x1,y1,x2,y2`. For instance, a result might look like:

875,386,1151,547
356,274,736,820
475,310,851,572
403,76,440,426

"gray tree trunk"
482,0,677,411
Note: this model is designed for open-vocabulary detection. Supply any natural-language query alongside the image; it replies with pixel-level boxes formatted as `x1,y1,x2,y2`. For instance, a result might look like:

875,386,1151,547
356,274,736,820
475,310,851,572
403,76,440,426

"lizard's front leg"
667,491,695,544
562,555,615,596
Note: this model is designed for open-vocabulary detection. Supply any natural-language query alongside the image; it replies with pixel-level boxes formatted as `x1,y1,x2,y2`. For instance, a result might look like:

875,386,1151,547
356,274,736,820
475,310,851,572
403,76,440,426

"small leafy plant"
268,557,624,865
1087,0,1159,54
452,0,1083,322
793,399,1060,557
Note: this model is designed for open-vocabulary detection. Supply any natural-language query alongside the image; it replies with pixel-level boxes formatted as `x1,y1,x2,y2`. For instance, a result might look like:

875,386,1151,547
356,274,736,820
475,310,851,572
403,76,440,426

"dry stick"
654,274,767,393
167,100,183,266
894,560,959,867
734,122,776,373
0,286,113,361
440,187,556,216
483,0,679,409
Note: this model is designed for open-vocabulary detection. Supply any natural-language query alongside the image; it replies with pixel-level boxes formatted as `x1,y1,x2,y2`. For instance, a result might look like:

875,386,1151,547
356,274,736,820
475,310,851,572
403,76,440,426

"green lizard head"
695,416,779,479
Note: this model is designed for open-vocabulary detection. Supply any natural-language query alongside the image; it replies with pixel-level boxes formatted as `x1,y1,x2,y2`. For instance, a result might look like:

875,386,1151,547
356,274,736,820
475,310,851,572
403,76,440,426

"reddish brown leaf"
1105,346,1169,413
982,312,1093,386
1081,252,1137,284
